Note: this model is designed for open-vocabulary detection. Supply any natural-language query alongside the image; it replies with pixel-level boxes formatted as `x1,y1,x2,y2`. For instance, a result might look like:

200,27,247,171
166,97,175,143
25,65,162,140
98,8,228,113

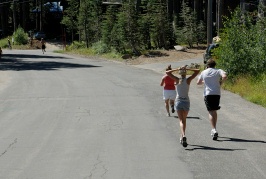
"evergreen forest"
61,0,207,55
0,0,215,54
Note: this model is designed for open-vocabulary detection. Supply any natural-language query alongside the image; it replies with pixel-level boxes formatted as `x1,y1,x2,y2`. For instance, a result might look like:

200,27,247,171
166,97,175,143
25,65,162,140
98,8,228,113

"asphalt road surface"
0,49,265,179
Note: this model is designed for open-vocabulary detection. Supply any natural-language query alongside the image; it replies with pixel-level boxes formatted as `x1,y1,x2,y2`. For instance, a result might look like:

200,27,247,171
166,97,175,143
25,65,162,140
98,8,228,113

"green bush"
91,41,111,54
0,38,9,48
66,41,86,50
215,8,266,78
13,27,28,45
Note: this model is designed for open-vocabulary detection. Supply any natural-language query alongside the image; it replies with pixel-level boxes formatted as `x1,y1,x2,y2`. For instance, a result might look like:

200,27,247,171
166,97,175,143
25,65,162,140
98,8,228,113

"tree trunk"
22,2,27,30
13,1,17,32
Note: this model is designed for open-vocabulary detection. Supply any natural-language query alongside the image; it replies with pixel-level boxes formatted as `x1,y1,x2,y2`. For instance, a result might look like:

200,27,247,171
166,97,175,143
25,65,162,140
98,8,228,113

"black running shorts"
204,95,220,111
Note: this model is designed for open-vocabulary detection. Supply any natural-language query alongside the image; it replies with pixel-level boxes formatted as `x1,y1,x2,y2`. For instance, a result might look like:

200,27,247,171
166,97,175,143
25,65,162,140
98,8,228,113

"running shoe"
167,113,170,117
171,105,175,113
180,136,188,147
211,129,218,140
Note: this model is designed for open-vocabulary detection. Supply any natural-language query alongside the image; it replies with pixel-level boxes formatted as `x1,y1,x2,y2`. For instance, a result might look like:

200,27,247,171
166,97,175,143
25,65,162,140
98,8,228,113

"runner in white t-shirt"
197,59,227,140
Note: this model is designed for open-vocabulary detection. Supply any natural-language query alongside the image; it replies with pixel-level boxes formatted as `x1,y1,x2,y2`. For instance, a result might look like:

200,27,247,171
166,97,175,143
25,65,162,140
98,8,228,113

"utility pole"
207,0,213,45
13,0,18,32
216,0,220,36
40,0,42,31
36,0,38,30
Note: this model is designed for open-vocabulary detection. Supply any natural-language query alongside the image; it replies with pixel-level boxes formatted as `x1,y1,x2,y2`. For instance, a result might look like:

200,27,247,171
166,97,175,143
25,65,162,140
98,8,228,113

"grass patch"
0,37,36,50
224,74,266,107
63,47,122,61
0,38,9,48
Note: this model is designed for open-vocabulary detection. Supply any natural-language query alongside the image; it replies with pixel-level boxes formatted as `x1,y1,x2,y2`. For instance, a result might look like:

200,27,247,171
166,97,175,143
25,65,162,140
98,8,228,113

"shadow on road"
2,53,69,60
186,136,265,151
174,116,201,119
217,136,266,144
0,54,101,71
186,144,246,151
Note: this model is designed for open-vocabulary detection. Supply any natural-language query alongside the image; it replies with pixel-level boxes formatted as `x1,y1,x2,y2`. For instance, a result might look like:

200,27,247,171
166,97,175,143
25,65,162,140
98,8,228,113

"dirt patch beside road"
18,40,205,65
125,48,205,65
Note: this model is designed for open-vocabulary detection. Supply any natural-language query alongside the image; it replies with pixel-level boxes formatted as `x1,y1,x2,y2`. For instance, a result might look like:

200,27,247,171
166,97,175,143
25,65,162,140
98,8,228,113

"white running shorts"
163,90,176,100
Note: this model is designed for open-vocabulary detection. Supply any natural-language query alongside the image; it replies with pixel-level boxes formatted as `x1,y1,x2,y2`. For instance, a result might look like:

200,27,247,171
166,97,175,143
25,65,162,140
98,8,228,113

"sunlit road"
0,49,265,179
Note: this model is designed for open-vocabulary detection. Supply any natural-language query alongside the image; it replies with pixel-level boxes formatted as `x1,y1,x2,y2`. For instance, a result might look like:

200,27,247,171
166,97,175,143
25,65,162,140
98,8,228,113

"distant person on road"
0,47,2,59
7,38,12,50
12,36,14,45
160,65,176,117
166,65,200,147
197,59,227,140
40,38,46,54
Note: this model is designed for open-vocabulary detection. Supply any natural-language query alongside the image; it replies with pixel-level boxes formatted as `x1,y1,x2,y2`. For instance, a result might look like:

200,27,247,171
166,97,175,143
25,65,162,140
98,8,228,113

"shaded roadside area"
0,53,101,71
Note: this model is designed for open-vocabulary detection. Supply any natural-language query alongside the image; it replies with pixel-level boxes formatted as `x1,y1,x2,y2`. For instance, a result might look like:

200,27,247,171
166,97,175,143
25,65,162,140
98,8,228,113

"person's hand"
180,66,187,70
219,79,223,85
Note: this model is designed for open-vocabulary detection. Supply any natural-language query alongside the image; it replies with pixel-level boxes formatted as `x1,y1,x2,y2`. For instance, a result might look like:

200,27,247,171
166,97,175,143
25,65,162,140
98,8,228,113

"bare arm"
166,68,180,83
197,79,203,85
186,68,200,84
160,77,165,86
197,74,203,85
220,72,227,85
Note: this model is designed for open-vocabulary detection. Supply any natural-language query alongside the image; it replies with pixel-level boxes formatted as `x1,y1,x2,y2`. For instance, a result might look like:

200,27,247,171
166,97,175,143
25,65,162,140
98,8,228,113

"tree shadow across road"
0,54,101,71
2,54,68,60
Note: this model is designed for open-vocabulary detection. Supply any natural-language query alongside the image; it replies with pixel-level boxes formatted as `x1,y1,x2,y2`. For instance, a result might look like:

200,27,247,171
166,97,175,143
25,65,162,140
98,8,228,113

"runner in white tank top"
176,78,189,101
166,65,200,148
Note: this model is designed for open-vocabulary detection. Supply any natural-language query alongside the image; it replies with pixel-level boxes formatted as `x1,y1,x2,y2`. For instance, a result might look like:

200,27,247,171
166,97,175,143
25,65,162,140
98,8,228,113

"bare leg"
170,99,175,113
178,110,189,147
208,110,217,129
165,99,170,115
177,110,189,137
170,99,175,107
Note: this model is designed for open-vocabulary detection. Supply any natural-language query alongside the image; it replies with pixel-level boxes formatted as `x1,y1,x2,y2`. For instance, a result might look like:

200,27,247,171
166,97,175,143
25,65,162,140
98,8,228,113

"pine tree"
148,0,172,49
175,0,199,48
114,0,141,55
61,0,79,42
138,0,152,49
101,5,119,49
78,0,102,48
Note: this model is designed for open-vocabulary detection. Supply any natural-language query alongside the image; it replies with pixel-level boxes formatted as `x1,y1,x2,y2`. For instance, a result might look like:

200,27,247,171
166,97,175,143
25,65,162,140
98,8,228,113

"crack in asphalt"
88,155,108,179
0,138,17,158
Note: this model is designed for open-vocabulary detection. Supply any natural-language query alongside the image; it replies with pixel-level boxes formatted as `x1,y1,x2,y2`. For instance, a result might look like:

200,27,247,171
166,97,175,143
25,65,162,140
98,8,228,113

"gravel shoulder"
125,49,205,65
42,40,206,66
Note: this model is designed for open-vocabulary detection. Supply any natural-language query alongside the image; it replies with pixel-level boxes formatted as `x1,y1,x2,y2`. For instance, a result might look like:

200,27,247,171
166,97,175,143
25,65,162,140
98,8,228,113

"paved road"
0,50,265,179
